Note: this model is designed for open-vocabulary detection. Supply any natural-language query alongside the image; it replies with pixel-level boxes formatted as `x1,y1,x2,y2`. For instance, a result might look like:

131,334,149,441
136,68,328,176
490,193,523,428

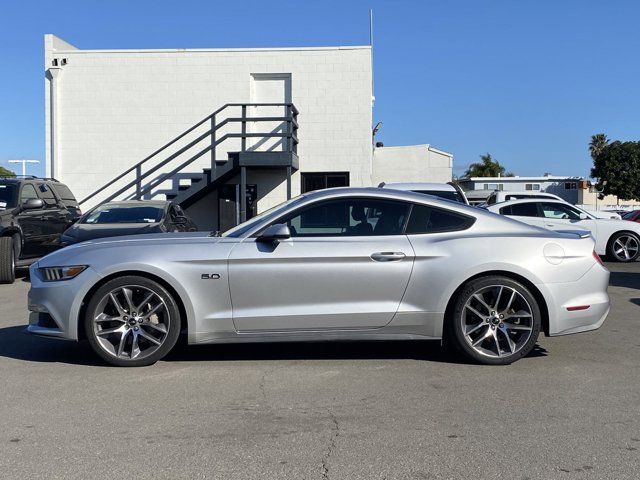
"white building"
45,34,453,230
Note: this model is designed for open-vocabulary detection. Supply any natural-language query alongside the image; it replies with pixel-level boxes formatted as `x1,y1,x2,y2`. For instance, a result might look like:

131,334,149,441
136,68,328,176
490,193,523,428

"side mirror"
257,223,291,242
579,213,589,220
174,216,189,226
23,198,44,210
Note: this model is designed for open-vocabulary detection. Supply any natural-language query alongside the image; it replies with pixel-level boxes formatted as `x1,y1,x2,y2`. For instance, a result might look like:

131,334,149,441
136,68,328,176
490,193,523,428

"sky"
0,0,639,179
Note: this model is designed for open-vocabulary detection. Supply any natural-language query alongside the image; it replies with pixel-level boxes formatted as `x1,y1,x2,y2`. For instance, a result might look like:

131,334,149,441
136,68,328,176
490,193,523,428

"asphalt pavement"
0,262,638,479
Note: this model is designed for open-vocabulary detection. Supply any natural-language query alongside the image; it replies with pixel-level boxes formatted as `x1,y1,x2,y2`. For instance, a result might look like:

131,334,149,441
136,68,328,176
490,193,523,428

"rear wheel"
84,276,181,367
607,232,640,262
0,237,16,284
448,276,541,365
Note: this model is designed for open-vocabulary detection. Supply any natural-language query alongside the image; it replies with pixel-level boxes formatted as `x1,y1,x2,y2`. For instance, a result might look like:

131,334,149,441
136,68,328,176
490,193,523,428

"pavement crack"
321,409,340,480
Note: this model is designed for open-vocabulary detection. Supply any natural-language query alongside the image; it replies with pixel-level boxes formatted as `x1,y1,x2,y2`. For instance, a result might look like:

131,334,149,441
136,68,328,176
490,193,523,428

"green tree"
590,139,640,201
0,166,15,177
589,133,609,160
464,153,513,178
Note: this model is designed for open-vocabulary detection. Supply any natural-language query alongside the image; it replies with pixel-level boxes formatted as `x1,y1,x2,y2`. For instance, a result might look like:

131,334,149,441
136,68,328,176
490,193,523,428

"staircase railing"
79,103,299,206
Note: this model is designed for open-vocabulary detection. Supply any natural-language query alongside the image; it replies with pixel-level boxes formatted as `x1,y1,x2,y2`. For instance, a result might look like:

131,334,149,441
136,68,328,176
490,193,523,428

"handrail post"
135,165,141,199
241,105,247,152
210,114,216,183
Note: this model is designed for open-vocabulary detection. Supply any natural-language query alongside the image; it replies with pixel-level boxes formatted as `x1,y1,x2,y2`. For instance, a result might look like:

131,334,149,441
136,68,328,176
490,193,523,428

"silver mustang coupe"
27,188,610,367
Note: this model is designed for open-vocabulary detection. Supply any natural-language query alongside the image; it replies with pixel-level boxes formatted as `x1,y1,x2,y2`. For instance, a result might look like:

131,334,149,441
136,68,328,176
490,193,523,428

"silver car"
27,188,610,366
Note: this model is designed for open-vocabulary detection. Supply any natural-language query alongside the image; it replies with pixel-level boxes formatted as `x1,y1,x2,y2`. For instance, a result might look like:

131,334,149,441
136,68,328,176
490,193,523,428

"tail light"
593,250,604,266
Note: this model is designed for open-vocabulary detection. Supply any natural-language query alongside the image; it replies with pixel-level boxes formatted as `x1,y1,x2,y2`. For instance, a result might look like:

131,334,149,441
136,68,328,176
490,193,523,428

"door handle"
370,252,406,262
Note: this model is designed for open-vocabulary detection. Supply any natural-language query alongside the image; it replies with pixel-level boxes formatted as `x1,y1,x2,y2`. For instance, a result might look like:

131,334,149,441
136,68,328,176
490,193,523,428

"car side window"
405,204,475,234
20,184,39,204
277,198,411,237
540,202,581,220
38,183,58,208
500,202,539,217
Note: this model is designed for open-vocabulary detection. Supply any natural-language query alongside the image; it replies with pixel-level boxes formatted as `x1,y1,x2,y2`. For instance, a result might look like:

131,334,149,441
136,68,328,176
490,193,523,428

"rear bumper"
540,262,610,336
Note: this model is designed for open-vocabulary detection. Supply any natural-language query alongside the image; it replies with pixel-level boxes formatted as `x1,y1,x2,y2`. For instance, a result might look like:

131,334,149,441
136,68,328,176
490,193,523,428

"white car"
487,199,640,262
379,182,469,205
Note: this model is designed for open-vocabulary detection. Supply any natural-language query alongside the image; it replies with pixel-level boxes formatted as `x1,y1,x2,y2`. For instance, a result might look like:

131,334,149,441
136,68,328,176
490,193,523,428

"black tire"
607,232,640,262
447,276,542,365
84,276,181,367
0,237,16,284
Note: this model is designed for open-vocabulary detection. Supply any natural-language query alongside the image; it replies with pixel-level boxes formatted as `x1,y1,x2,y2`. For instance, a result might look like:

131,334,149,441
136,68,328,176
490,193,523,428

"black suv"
0,176,81,283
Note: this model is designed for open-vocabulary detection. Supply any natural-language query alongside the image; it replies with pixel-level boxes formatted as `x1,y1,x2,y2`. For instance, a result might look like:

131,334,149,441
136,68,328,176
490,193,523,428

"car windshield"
0,183,17,209
81,205,164,224
412,190,464,203
623,211,637,219
222,197,304,237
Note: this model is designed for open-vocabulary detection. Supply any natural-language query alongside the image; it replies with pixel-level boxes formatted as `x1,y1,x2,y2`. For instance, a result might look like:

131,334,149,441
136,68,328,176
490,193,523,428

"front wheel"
607,232,640,262
85,276,181,367
448,276,542,365
0,237,16,284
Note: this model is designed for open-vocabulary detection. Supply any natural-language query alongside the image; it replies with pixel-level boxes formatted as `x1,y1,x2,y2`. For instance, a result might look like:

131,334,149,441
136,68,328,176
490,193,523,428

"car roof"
301,187,482,216
379,182,456,192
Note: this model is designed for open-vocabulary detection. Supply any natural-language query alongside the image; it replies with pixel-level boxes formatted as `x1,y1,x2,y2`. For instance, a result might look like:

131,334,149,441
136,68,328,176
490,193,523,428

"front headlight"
39,265,88,282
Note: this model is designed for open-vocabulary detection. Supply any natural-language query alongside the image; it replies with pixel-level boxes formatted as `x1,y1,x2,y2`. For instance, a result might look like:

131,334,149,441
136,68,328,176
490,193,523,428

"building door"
249,73,292,152
218,184,258,232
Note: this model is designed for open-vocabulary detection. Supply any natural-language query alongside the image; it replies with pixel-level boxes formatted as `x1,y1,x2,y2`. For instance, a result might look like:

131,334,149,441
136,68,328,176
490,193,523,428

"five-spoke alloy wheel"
449,276,542,365
608,232,640,263
85,276,181,367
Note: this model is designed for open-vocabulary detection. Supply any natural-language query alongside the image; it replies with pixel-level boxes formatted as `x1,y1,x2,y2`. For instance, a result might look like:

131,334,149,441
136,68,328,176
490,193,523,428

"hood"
62,223,164,243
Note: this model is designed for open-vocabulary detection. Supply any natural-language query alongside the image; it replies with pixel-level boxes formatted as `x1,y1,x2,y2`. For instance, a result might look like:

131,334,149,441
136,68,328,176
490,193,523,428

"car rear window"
405,204,475,234
413,190,464,204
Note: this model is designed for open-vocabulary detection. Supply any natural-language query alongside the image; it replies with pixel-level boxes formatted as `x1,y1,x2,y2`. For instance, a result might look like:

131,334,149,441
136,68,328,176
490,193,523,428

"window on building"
405,204,475,234
278,198,410,237
484,183,504,191
565,182,577,190
301,172,349,193
525,183,541,191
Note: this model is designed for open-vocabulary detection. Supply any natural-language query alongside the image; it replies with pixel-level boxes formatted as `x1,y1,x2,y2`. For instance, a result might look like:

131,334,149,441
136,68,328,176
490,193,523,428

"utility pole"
7,159,40,176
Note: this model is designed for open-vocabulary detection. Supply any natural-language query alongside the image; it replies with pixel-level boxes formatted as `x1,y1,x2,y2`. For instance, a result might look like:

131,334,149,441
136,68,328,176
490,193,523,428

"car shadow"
0,326,105,367
609,271,640,290
0,326,548,367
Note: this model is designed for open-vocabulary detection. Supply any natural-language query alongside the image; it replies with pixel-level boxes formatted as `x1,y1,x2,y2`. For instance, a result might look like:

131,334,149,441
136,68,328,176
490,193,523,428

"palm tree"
463,153,511,178
589,133,609,160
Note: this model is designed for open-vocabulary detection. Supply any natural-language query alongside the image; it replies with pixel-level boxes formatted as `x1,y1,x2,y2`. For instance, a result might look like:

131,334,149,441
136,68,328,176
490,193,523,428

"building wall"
44,35,373,209
371,145,453,185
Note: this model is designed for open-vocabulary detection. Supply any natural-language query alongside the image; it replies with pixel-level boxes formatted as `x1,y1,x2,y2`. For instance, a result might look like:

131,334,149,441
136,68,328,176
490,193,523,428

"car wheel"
448,276,542,365
84,276,181,367
607,232,640,262
0,237,16,284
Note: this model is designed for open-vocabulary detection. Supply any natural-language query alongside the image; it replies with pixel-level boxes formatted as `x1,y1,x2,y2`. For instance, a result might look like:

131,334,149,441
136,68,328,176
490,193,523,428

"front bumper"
27,263,102,340
541,262,610,336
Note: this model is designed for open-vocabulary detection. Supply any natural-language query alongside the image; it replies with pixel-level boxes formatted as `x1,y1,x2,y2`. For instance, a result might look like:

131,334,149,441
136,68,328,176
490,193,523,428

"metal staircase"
79,103,299,221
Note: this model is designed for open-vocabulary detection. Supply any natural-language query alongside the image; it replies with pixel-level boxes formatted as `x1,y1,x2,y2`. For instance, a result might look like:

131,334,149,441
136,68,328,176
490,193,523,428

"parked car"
0,176,81,283
61,200,197,246
379,182,469,204
487,199,640,262
28,187,609,367
622,210,640,223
